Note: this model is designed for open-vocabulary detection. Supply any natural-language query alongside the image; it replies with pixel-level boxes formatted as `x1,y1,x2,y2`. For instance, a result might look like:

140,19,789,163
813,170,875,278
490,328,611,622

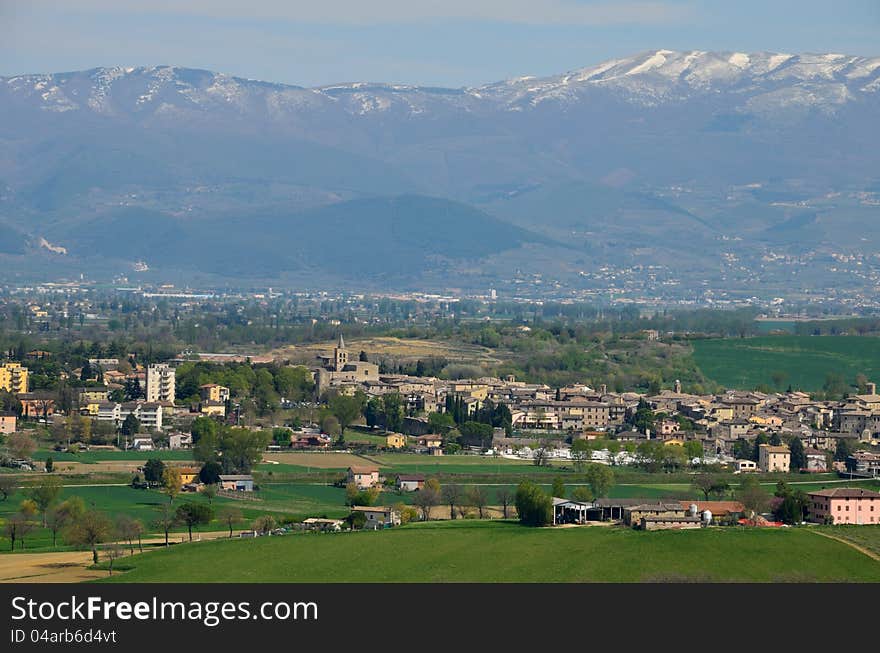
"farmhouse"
348,466,380,489
623,502,688,528
640,516,703,530
808,488,880,524
219,474,255,492
352,506,401,529
396,474,425,492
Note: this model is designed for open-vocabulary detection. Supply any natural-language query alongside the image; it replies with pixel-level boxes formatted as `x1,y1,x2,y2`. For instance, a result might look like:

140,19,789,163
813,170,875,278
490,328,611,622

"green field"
692,335,880,391
0,483,346,551
97,520,880,583
31,450,194,463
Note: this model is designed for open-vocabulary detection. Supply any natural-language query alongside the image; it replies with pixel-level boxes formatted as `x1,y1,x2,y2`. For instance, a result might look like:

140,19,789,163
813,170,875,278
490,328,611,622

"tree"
515,481,552,527
709,480,731,499
459,421,493,449
116,514,145,554
219,507,243,538
428,412,456,434
835,437,855,462
201,483,218,505
45,456,54,473
105,541,124,576
441,484,463,520
736,476,770,522
218,427,270,474
692,473,715,501
773,487,808,525
320,415,341,439
585,464,614,500
328,392,367,444
496,487,514,519
27,476,62,526
382,393,404,432
0,475,15,501
46,497,85,547
571,486,593,502
571,438,594,472
413,478,441,520
191,417,220,463
630,398,655,434
253,514,276,535
684,440,703,461
346,511,367,530
161,467,182,504
789,437,806,471
7,432,36,459
271,427,292,447
551,477,566,499
143,458,165,486
120,413,140,437
152,503,177,546
175,502,214,541
466,485,490,519
199,461,222,485
4,509,37,551
67,510,113,564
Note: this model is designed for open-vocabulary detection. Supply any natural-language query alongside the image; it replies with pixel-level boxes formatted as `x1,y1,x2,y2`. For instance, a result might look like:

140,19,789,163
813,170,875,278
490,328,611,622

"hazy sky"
2,1,878,86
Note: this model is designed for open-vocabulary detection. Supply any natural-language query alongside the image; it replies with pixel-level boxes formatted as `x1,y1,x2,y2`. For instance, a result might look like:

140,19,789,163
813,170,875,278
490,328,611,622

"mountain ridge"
1,50,878,293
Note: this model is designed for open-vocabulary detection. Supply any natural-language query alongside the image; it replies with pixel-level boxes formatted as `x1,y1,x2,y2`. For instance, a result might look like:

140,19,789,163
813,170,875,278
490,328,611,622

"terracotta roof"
348,466,379,474
808,488,880,499
679,501,745,515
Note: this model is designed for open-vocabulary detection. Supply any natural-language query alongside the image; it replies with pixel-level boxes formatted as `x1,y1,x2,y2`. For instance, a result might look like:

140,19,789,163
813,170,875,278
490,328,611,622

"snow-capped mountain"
4,50,879,118
0,51,878,288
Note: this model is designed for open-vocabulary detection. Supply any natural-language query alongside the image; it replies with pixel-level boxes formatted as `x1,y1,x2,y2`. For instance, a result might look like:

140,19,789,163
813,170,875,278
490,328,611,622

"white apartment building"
145,363,176,403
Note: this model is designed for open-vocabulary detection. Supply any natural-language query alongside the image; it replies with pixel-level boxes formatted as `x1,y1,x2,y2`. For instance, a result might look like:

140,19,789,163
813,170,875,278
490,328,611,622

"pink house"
0,414,16,434
347,466,380,490
807,488,880,525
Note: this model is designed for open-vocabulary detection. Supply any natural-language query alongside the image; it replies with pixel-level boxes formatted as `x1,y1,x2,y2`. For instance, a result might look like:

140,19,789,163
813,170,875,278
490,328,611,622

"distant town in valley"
1,284,880,582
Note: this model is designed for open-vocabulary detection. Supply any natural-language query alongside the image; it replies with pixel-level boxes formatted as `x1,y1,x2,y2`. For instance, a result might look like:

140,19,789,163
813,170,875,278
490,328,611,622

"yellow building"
0,363,29,394
81,401,101,416
199,384,230,403
385,433,407,449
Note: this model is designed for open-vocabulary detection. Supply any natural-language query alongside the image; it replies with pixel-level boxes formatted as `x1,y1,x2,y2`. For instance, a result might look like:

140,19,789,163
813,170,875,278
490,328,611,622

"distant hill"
56,196,553,283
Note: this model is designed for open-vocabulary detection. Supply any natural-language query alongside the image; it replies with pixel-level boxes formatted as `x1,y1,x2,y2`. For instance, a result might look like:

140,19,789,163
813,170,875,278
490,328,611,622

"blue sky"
2,1,878,86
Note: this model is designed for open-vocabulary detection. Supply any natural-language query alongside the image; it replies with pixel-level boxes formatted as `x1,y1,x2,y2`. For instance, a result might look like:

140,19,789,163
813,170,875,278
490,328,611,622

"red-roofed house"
807,487,880,525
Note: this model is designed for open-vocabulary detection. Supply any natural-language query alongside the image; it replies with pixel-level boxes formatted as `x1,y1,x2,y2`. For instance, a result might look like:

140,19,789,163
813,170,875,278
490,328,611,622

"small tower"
333,334,348,371
674,379,682,394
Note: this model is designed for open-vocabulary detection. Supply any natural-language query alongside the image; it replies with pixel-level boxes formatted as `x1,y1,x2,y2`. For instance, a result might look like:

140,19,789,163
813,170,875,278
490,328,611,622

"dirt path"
810,530,880,562
0,551,105,583
0,531,240,584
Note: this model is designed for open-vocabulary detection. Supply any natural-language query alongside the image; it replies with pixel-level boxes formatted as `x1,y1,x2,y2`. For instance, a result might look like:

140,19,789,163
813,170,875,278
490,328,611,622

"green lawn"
32,450,194,463
97,520,880,583
817,525,880,558
0,483,331,552
692,335,880,391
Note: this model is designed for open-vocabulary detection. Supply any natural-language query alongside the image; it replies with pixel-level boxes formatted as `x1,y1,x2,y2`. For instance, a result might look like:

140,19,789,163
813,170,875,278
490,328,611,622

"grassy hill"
97,521,880,583
692,335,880,391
